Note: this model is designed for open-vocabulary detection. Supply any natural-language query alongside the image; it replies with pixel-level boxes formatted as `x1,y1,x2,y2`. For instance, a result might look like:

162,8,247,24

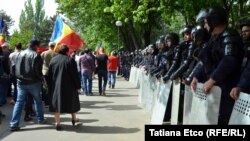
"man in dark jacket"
0,46,10,120
9,40,45,131
0,46,10,106
96,48,108,95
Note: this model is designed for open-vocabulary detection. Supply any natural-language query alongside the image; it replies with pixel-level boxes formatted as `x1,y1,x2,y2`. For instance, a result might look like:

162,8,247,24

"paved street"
0,77,149,141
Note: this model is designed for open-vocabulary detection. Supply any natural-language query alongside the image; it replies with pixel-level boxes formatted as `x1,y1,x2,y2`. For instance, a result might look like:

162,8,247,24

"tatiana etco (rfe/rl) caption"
145,125,250,141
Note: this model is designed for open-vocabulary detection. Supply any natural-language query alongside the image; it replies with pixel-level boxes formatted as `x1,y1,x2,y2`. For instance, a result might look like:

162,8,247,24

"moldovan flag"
0,16,5,46
50,16,85,54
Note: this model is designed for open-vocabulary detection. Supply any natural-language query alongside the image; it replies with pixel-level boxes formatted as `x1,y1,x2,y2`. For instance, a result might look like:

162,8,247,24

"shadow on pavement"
11,124,140,134
76,125,140,134
44,116,99,124
76,112,92,115
109,87,138,90
80,101,142,111
80,101,114,109
105,89,127,92
105,105,142,111
104,93,137,97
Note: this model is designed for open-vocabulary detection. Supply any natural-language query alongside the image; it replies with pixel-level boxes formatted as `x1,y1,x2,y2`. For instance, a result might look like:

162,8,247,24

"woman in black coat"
48,45,81,131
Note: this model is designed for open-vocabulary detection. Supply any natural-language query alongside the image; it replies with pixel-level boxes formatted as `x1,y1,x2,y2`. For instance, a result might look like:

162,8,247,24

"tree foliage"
55,0,250,52
19,0,47,40
9,0,55,48
56,0,118,52
8,29,33,49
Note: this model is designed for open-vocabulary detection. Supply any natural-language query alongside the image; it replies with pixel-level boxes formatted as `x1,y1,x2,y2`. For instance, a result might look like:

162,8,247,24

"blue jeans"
108,71,117,87
10,82,44,127
97,70,108,94
78,71,82,81
81,72,93,95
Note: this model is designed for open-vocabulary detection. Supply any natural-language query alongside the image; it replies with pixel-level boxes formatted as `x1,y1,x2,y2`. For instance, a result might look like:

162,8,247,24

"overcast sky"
0,0,58,33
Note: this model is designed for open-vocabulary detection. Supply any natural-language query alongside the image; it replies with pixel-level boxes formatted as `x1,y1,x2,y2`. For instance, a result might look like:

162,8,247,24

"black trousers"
97,70,108,94
42,75,49,105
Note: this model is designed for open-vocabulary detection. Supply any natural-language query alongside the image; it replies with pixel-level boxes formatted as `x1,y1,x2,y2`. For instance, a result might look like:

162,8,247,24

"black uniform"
170,41,195,80
193,28,243,124
163,41,192,81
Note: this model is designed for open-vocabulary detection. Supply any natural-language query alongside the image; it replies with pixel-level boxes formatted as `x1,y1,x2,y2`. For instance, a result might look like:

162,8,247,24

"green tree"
55,0,250,51
36,16,56,43
9,0,56,48
8,29,33,49
19,0,53,43
56,0,118,52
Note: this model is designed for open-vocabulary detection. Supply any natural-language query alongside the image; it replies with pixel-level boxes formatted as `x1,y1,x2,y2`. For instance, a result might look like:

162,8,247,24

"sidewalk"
0,77,149,141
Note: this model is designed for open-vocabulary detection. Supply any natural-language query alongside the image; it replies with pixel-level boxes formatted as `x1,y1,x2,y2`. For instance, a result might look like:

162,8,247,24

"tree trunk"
128,21,140,50
223,0,235,27
120,24,134,51
238,0,244,17
120,27,129,51
142,24,151,47
230,8,235,28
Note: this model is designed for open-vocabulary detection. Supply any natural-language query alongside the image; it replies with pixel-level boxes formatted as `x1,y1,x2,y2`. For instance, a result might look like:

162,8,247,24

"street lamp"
115,20,122,50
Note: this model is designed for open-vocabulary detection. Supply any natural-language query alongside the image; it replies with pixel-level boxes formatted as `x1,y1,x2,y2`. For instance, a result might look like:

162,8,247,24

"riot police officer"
150,36,167,76
154,33,179,79
191,7,244,124
162,25,193,82
144,44,159,73
196,9,208,27
183,26,210,85
230,19,250,100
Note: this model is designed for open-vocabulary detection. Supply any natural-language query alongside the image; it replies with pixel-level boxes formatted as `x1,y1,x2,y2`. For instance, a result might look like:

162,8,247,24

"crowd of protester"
0,41,120,131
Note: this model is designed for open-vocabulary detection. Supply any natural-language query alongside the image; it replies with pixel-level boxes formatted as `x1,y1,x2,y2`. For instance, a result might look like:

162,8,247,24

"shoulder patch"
222,28,238,38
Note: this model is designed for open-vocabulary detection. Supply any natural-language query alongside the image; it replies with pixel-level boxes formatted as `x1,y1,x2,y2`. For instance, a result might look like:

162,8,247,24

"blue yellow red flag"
0,17,5,45
50,16,85,54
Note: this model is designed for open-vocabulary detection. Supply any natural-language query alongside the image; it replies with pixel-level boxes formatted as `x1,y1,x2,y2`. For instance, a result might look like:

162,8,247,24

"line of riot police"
130,6,250,125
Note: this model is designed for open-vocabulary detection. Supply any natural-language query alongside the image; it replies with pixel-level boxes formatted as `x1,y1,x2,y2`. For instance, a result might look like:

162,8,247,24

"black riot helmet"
179,25,193,36
205,7,228,32
148,44,155,50
165,32,179,46
240,19,250,29
191,25,210,44
159,35,165,42
148,44,158,55
196,9,208,27
156,35,165,49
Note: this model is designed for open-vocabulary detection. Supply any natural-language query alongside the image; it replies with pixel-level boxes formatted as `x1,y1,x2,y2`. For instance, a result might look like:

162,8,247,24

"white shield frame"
229,92,250,125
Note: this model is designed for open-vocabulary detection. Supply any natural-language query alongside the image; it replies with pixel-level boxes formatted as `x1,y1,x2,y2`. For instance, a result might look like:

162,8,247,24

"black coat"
48,54,81,113
0,54,10,84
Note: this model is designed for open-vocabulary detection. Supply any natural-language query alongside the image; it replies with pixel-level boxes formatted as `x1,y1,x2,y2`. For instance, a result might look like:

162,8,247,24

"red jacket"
108,55,119,71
